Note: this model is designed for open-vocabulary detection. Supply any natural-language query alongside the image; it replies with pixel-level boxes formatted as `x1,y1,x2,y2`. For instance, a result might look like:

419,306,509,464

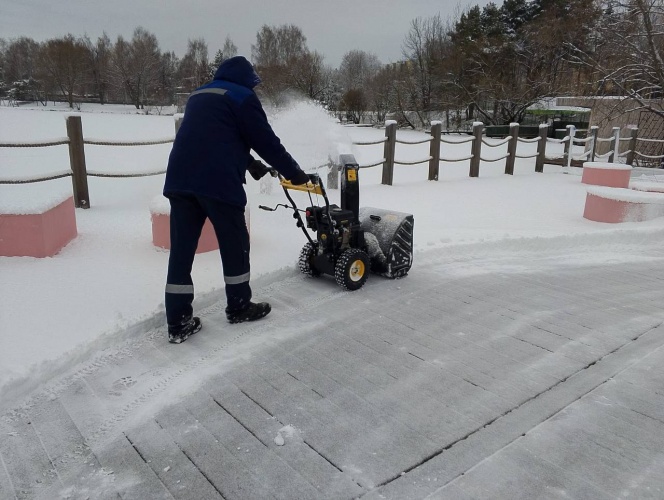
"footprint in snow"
108,376,137,396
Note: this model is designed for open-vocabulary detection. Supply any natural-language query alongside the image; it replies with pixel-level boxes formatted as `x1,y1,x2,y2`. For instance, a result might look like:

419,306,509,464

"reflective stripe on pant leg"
166,284,195,294
224,272,250,285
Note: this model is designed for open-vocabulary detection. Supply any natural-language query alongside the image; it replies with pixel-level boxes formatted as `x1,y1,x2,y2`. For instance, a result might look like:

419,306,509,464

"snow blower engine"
259,154,414,291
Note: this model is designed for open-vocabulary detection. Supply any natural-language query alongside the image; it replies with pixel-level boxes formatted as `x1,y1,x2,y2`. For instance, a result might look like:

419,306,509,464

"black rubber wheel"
298,242,321,277
334,248,370,291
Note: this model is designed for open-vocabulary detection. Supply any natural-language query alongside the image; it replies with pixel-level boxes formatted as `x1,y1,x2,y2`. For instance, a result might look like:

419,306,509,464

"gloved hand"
308,173,320,185
247,159,271,181
289,169,310,185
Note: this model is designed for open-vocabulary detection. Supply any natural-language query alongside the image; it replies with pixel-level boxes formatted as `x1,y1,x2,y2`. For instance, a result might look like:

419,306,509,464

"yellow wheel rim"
349,259,365,282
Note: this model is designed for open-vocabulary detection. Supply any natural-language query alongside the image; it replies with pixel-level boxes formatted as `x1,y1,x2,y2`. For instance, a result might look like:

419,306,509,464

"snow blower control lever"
258,155,414,291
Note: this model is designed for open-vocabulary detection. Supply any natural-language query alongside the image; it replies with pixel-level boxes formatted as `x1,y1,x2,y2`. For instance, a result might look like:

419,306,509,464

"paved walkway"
2,242,664,499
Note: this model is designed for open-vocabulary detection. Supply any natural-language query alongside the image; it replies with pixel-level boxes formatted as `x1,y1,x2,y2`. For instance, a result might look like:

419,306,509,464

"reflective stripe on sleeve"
224,272,250,285
165,284,194,294
189,88,227,98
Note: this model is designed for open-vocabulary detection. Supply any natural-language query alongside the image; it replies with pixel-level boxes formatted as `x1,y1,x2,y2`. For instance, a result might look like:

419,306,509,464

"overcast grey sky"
1,0,491,67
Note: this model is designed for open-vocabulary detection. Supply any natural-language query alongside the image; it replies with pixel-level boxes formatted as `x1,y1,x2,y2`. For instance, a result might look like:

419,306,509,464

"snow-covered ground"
1,101,663,408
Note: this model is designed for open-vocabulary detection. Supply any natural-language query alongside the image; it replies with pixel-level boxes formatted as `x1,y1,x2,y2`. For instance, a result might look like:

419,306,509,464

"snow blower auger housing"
259,154,414,290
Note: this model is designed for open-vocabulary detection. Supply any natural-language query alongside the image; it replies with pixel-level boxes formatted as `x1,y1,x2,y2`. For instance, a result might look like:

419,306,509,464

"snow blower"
259,154,414,290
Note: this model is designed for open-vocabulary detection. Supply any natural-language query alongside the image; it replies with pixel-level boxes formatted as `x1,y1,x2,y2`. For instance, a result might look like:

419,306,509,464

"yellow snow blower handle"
280,179,323,195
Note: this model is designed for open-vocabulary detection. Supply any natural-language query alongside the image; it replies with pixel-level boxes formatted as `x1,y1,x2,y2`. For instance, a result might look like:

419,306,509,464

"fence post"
428,121,442,181
174,113,183,133
535,124,548,173
625,127,638,166
505,122,519,175
564,124,576,169
66,115,90,209
382,120,397,185
469,122,483,177
589,125,599,162
608,127,620,163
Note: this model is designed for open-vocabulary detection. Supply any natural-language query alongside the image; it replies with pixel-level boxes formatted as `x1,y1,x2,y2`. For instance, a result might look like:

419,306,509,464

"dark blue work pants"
165,193,251,327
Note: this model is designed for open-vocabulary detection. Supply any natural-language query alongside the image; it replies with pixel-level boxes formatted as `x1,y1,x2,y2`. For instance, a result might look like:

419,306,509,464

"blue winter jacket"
164,56,302,207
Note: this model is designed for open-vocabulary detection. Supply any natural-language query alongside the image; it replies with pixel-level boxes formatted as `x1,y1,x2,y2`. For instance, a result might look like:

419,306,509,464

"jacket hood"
213,56,261,88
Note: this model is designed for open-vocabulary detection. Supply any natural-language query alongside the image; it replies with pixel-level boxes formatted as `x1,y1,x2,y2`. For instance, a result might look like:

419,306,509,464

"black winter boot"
168,316,202,344
226,302,271,324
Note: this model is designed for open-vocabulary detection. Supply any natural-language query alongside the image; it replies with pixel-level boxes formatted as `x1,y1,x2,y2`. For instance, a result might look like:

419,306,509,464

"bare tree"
339,88,368,123
0,38,7,90
3,37,39,82
252,24,307,68
368,65,398,123
209,36,238,78
400,15,451,127
251,24,312,102
337,50,381,92
220,36,238,61
156,51,179,105
179,38,209,92
569,0,664,118
83,33,112,104
336,50,382,123
38,34,89,108
111,27,162,109
289,50,331,100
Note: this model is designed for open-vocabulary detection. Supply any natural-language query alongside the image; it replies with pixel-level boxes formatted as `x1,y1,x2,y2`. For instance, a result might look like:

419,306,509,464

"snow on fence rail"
351,121,655,185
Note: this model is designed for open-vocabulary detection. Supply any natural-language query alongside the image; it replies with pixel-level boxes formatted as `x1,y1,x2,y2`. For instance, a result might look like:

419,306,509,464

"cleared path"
2,236,664,499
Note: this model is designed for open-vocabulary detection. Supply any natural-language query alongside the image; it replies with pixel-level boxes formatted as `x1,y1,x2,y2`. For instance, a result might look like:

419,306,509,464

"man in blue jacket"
163,55,309,344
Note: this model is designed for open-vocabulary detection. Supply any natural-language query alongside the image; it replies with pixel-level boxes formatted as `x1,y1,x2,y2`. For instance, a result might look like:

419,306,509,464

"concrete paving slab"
438,443,612,500
93,434,173,500
0,416,60,498
593,378,664,423
125,419,224,499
